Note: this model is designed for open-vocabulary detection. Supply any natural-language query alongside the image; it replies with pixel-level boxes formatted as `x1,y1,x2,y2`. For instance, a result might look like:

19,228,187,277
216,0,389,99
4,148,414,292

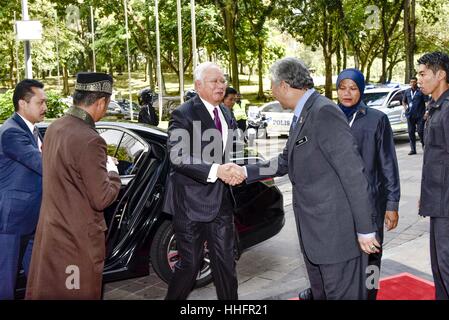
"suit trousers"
0,233,34,299
304,251,369,300
430,217,449,300
407,117,424,151
165,189,238,300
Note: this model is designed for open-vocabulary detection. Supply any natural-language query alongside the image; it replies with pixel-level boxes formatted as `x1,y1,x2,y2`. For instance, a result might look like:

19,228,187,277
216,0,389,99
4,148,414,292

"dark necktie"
213,107,222,135
291,115,298,131
33,126,40,145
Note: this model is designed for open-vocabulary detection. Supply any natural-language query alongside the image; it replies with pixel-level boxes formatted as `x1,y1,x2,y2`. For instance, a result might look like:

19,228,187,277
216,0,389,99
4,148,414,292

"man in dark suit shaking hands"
0,79,47,299
243,57,379,299
163,62,245,300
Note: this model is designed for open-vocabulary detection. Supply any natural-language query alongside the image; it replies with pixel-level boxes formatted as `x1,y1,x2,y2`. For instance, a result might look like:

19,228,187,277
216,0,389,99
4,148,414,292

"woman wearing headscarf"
338,68,400,299
299,68,401,301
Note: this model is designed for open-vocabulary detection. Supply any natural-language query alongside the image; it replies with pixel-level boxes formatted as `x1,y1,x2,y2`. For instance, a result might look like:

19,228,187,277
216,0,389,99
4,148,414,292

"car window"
391,91,404,103
262,102,283,112
363,92,389,107
108,101,120,109
98,129,145,175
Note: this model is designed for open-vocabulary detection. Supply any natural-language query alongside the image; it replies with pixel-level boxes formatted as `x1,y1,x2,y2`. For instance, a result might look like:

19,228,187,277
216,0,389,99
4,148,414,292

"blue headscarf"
336,68,365,121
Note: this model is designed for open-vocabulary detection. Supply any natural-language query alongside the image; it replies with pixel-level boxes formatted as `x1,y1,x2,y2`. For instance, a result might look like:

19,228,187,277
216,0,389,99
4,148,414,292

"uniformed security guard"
417,51,449,300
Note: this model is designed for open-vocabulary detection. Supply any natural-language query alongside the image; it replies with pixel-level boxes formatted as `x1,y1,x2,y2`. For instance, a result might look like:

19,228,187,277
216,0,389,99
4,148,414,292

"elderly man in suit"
239,57,379,299
163,62,245,300
26,73,121,300
0,79,47,300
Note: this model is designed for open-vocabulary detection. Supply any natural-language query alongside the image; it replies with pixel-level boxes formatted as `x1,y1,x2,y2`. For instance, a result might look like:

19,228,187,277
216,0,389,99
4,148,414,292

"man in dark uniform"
417,51,449,300
402,76,429,155
137,88,159,126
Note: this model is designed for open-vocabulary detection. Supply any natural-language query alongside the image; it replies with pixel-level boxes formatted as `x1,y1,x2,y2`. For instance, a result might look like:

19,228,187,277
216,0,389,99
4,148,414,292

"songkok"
74,72,113,94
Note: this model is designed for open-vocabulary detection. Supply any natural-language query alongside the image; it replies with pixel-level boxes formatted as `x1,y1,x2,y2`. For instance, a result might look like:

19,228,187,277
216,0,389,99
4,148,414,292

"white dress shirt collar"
17,112,42,151
17,112,35,134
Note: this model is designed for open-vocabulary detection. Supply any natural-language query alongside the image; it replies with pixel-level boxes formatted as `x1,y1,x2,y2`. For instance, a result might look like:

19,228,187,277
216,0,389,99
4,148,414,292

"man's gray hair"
270,57,314,89
194,62,221,83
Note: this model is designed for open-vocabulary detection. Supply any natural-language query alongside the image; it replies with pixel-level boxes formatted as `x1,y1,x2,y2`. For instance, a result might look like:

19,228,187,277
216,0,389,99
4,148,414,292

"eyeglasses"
205,78,227,86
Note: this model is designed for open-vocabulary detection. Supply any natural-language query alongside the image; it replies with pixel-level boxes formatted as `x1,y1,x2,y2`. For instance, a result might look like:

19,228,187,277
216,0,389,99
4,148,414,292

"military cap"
74,72,113,94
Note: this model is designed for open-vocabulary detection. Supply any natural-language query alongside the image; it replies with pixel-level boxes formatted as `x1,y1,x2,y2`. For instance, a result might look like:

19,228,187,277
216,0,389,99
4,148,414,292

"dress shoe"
408,150,417,155
298,287,314,300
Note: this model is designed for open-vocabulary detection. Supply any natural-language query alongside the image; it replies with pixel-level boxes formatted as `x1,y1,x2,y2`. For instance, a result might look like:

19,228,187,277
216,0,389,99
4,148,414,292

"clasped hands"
217,163,246,186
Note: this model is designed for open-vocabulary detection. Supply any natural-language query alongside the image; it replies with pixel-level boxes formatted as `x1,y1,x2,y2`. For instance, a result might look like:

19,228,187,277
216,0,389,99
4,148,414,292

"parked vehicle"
248,101,294,138
362,84,409,135
247,114,269,142
15,121,285,297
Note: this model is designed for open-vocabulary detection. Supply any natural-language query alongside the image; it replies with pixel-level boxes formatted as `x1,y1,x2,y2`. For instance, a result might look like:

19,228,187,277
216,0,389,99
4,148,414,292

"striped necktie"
33,126,40,145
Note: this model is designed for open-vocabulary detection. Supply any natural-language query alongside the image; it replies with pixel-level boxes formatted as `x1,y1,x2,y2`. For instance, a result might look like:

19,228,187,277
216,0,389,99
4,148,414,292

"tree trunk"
63,64,70,96
366,55,376,83
221,0,239,91
148,56,155,90
324,53,333,99
336,41,342,74
161,71,167,95
343,40,347,70
257,38,264,100
404,0,416,82
9,43,15,88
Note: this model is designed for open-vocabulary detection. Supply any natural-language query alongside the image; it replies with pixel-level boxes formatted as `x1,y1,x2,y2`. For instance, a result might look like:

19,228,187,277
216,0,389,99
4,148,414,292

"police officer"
138,88,159,126
417,52,449,300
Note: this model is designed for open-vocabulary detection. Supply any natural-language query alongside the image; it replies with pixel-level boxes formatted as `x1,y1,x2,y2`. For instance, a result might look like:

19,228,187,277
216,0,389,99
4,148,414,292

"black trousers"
165,191,238,300
430,217,449,300
303,252,369,300
407,117,424,151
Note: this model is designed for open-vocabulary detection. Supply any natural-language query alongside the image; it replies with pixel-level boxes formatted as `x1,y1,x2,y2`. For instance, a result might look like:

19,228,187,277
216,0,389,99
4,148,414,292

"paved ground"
103,134,432,300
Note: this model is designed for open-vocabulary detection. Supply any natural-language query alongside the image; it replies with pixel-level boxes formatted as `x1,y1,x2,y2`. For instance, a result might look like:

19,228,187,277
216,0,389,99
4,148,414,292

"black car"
16,121,284,296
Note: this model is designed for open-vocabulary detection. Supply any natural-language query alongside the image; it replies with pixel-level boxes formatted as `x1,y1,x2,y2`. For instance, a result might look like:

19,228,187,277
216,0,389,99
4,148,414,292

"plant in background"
45,90,70,119
0,90,14,121
0,90,69,121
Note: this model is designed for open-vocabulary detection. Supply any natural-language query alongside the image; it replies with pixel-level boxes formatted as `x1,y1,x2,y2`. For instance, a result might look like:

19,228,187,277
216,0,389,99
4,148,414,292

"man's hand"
217,163,246,186
358,235,381,255
385,210,399,231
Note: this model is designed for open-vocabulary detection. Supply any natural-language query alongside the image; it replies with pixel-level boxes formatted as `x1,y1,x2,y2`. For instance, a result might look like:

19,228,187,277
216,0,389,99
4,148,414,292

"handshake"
217,163,246,186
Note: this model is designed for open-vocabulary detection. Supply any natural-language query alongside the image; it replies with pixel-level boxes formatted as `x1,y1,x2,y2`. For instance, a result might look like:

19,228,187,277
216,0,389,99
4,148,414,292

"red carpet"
376,272,435,300
292,272,435,300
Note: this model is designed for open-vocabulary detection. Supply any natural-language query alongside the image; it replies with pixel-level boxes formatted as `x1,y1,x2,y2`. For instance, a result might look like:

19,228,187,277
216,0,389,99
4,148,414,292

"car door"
97,126,166,265
387,90,408,133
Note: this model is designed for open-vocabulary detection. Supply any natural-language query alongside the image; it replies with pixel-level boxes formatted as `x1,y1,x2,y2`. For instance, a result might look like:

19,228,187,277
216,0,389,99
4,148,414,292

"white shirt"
17,113,42,152
198,97,228,183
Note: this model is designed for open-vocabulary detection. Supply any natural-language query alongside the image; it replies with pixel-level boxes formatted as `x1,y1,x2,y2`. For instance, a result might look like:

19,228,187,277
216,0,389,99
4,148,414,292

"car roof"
38,120,167,138
364,84,410,93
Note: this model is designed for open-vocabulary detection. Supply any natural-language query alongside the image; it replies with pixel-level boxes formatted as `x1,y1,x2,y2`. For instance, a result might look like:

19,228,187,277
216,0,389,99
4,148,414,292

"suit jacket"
26,110,121,299
349,104,400,229
162,95,234,222
403,88,428,119
246,91,377,265
0,113,42,235
419,89,449,217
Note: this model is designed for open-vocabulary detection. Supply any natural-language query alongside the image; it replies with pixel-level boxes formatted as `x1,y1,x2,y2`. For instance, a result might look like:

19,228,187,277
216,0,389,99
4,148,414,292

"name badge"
295,136,308,146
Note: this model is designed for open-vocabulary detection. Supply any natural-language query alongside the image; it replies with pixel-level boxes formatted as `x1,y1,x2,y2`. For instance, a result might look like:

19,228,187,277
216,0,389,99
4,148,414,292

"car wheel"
150,220,213,288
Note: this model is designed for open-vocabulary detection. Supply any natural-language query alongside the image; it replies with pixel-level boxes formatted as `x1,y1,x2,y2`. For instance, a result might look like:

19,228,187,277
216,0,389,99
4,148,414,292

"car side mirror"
388,100,401,108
